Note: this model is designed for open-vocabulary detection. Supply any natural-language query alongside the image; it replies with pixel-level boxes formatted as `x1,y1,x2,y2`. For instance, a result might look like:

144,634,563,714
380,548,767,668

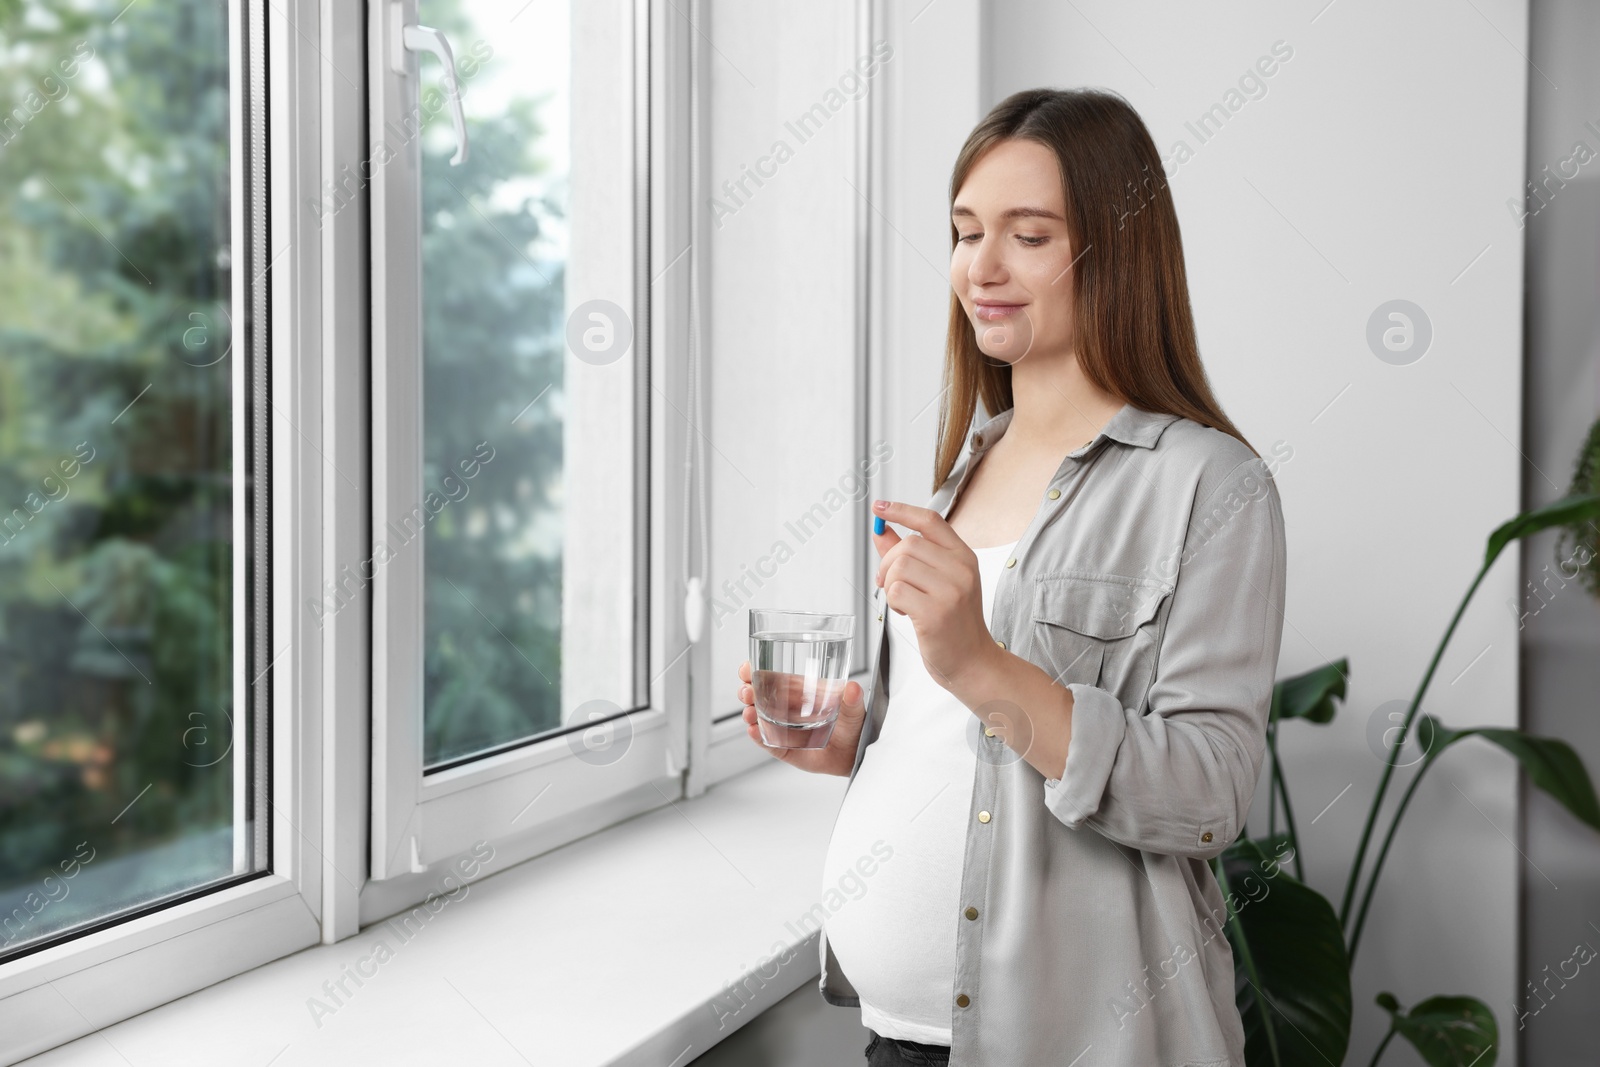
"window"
0,0,716,1051
369,0,656,878
691,4,877,788
0,0,269,964
411,0,630,770
0,0,327,1056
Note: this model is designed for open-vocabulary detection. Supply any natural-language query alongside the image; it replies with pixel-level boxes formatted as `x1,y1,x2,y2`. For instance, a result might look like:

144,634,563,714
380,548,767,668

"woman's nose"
966,235,1008,285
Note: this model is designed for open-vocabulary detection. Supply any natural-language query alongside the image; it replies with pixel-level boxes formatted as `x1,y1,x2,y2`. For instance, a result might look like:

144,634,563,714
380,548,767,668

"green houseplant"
1213,490,1600,1067
1553,416,1600,598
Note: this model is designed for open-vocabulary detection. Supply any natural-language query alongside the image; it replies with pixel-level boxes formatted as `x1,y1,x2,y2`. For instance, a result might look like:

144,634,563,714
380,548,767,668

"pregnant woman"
735,87,1287,1067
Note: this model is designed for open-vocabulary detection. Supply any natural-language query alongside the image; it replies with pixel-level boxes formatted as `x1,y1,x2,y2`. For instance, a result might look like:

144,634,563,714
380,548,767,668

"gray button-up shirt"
819,401,1288,1066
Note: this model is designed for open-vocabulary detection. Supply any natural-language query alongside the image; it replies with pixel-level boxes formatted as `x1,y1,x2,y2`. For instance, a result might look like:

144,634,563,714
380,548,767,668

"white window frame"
365,0,687,897
0,0,349,1055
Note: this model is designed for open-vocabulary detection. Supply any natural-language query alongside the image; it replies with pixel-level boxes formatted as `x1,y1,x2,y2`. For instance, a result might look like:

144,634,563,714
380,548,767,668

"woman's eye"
958,232,1047,246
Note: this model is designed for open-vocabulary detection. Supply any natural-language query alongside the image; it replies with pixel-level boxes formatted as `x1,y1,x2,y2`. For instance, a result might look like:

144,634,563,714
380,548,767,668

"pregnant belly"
817,768,972,1016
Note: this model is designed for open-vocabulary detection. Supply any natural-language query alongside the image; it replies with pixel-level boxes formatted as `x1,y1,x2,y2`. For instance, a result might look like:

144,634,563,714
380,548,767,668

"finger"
873,499,964,550
871,517,901,560
738,659,751,683
884,575,934,619
746,716,773,752
874,530,938,589
836,679,865,721
882,555,943,604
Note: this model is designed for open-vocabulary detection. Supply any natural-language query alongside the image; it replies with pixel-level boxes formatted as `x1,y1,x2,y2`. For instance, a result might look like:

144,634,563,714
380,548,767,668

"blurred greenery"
0,0,235,912
417,0,565,766
1555,415,1599,597
0,0,568,946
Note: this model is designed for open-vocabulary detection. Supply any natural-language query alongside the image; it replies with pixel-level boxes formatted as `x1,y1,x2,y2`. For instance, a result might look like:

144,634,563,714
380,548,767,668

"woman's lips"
975,303,1026,321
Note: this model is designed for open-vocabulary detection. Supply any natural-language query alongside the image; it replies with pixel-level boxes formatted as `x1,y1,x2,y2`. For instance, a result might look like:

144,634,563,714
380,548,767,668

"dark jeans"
864,1029,951,1066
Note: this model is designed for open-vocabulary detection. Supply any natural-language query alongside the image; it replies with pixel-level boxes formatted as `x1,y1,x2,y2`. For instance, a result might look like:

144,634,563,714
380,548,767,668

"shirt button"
971,433,984,449
876,613,883,621
964,906,979,920
956,993,971,1008
1201,831,1214,843
1047,488,1061,500
1005,557,1017,568
977,810,991,823
994,639,1006,650
1045,777,1059,787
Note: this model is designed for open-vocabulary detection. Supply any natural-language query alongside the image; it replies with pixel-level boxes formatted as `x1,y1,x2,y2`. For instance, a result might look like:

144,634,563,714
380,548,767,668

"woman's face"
950,138,1077,366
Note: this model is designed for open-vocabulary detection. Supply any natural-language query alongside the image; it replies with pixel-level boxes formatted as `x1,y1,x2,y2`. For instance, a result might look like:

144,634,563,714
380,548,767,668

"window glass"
0,0,261,960
417,0,576,768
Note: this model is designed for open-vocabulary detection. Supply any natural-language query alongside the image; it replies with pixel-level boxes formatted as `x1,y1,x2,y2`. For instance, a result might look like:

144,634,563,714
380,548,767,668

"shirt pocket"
1030,571,1173,709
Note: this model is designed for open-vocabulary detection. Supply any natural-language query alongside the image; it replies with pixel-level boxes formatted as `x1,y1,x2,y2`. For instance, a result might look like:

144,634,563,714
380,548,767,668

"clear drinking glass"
748,609,856,749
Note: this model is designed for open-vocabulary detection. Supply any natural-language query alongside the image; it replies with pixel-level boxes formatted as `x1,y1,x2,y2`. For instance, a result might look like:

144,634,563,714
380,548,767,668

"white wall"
968,1,1529,1063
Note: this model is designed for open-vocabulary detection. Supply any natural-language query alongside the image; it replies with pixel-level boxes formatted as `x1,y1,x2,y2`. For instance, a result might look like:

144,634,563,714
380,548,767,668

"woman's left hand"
872,499,999,692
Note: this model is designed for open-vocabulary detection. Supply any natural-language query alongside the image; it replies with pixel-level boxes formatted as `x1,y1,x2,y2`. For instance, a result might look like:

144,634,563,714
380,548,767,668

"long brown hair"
934,87,1257,493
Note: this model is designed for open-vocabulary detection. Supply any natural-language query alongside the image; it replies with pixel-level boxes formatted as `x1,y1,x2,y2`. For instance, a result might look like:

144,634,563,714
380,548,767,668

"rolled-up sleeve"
1042,456,1288,860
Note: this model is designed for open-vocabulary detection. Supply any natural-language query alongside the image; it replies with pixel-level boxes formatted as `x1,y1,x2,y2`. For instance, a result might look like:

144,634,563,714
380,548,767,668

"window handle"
390,5,469,166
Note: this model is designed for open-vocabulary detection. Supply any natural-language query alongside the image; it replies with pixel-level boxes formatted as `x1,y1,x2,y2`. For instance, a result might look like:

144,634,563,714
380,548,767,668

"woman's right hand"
736,659,868,777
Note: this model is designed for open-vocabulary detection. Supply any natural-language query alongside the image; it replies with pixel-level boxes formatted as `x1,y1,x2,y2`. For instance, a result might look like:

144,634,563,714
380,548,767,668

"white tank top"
818,539,1019,1045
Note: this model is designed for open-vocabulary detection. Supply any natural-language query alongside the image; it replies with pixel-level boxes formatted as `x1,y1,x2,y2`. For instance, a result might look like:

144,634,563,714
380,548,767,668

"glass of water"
748,609,856,749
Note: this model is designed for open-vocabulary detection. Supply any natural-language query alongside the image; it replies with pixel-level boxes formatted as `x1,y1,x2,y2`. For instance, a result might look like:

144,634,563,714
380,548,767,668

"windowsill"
24,760,849,1066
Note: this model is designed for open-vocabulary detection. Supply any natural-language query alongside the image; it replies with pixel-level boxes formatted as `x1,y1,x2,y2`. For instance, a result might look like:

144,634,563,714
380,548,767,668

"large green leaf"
1271,659,1348,725
1484,492,1600,567
1374,992,1498,1067
1419,715,1600,831
1215,838,1351,1067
